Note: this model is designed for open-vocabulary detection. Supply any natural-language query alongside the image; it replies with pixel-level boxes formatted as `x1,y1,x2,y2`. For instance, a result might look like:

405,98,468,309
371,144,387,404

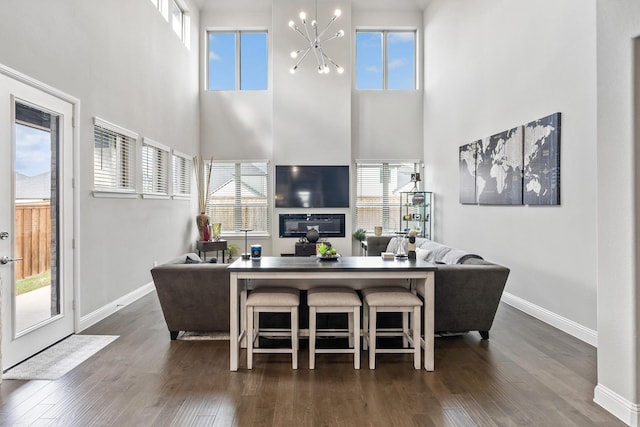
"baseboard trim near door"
501,291,597,347
78,282,155,332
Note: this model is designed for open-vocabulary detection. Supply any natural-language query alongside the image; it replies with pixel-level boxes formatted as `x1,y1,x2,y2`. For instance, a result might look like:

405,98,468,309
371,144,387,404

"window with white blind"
206,162,269,235
172,150,191,198
354,161,421,234
93,117,137,196
141,138,170,197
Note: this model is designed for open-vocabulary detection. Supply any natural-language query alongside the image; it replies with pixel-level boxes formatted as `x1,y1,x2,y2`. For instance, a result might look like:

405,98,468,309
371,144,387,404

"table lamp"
240,228,252,260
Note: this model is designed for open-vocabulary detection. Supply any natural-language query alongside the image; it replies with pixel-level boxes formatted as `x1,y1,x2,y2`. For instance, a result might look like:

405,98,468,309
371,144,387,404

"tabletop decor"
193,156,213,240
317,242,339,260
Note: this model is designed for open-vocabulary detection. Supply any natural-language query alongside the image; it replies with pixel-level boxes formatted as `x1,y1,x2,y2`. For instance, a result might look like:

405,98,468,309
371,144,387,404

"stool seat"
361,287,423,307
308,287,362,307
307,287,362,370
246,287,300,306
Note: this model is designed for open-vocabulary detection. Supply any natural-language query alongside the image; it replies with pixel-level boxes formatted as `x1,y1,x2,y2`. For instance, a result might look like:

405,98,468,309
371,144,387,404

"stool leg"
292,306,299,370
413,306,421,369
309,306,317,369
369,307,377,370
247,306,254,370
240,289,247,348
348,311,354,348
353,306,361,369
403,312,409,348
362,300,369,351
254,311,260,348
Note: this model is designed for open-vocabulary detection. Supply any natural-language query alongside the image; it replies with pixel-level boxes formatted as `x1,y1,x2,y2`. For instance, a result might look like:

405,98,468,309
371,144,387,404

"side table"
197,240,227,262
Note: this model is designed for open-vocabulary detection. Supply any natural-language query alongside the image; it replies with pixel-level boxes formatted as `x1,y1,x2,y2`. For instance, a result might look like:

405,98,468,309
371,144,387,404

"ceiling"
192,0,430,12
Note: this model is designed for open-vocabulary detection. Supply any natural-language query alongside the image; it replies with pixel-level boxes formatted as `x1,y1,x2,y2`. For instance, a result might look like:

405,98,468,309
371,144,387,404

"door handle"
0,256,23,265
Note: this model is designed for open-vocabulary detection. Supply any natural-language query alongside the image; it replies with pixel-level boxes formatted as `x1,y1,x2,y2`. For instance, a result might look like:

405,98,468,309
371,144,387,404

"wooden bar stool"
308,287,362,369
362,286,422,369
246,287,300,369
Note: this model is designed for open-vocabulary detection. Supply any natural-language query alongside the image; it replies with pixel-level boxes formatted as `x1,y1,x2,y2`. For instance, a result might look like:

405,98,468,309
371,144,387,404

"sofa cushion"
387,237,483,264
185,255,201,264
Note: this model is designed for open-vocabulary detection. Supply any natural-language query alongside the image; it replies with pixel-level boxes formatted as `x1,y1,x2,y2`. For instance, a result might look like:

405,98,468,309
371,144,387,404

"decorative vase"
196,212,210,241
212,223,222,241
306,228,319,243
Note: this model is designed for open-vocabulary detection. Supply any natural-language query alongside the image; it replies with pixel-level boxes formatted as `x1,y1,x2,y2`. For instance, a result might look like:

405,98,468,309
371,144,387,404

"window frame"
92,117,138,199
141,137,171,199
171,149,192,199
354,160,422,234
206,29,269,91
205,161,270,237
355,29,418,91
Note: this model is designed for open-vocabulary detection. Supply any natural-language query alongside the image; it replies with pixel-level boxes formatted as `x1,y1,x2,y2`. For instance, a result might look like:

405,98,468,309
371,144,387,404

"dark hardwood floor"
0,292,623,426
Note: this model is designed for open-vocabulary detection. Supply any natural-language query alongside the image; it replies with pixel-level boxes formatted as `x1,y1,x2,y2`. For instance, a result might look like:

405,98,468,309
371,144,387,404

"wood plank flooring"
0,292,623,426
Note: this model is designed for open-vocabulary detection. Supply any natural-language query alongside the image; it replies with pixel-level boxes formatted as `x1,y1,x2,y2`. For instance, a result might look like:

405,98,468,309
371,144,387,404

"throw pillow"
415,248,430,261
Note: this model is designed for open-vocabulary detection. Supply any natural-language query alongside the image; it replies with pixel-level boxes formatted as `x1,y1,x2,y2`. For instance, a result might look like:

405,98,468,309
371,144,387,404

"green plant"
226,244,238,259
352,228,367,242
317,243,337,256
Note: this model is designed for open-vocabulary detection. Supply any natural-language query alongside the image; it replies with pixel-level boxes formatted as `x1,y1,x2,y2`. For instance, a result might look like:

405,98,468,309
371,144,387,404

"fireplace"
279,213,346,239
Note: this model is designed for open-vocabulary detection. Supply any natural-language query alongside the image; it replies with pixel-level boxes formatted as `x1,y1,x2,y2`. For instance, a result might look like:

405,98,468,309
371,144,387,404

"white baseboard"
594,384,640,426
501,292,598,347
78,282,155,332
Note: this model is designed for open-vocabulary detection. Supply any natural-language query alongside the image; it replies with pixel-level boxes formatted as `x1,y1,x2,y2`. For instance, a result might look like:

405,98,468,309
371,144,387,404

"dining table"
227,255,437,371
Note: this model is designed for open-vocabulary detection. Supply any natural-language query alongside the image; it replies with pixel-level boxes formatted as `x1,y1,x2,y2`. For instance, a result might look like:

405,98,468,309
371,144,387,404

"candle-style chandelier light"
288,1,344,75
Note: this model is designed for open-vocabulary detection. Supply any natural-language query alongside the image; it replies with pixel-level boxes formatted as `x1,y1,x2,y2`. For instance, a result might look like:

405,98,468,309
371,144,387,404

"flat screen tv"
275,165,350,208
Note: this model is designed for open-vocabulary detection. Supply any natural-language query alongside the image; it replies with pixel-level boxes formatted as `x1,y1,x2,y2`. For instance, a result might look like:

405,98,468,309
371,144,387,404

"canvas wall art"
459,141,478,204
523,112,561,205
475,126,523,205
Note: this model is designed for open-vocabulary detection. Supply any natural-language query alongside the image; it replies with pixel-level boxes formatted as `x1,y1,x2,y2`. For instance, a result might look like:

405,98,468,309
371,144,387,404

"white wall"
594,0,640,424
423,0,598,334
0,0,201,316
199,1,425,257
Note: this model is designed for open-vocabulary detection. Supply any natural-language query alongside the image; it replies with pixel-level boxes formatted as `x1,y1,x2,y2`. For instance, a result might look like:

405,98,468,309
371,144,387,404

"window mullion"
383,31,388,90
236,31,241,91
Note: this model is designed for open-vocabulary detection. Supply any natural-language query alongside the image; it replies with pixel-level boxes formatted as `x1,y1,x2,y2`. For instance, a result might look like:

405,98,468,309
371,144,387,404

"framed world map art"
475,126,524,205
523,112,561,205
459,141,478,204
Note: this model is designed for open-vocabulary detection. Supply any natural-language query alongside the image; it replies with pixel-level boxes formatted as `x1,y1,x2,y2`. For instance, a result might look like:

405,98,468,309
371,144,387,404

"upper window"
169,0,184,38
206,162,269,235
207,31,268,91
141,138,170,196
354,161,421,233
93,118,137,193
356,31,416,90
150,0,190,47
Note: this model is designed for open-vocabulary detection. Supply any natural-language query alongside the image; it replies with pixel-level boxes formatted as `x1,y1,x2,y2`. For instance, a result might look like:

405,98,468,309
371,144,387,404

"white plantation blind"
141,138,170,195
207,162,269,234
93,118,137,192
172,150,191,197
355,161,420,233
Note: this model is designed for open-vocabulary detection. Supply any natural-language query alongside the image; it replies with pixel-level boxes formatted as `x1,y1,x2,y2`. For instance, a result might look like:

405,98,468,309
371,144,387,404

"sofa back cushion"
387,237,483,264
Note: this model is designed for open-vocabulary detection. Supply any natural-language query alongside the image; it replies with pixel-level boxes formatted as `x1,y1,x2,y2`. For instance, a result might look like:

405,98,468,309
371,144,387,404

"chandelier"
288,2,344,75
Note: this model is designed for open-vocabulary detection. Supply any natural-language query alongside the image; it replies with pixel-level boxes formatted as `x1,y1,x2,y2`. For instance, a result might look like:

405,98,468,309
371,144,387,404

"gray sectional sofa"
150,253,230,339
366,236,510,339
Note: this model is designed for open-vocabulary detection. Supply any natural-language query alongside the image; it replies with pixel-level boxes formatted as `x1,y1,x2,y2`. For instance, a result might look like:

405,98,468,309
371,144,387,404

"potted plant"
352,228,367,242
226,244,238,261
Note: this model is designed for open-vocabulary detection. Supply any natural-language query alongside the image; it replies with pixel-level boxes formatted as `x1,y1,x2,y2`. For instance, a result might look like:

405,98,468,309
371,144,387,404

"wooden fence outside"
15,201,51,280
